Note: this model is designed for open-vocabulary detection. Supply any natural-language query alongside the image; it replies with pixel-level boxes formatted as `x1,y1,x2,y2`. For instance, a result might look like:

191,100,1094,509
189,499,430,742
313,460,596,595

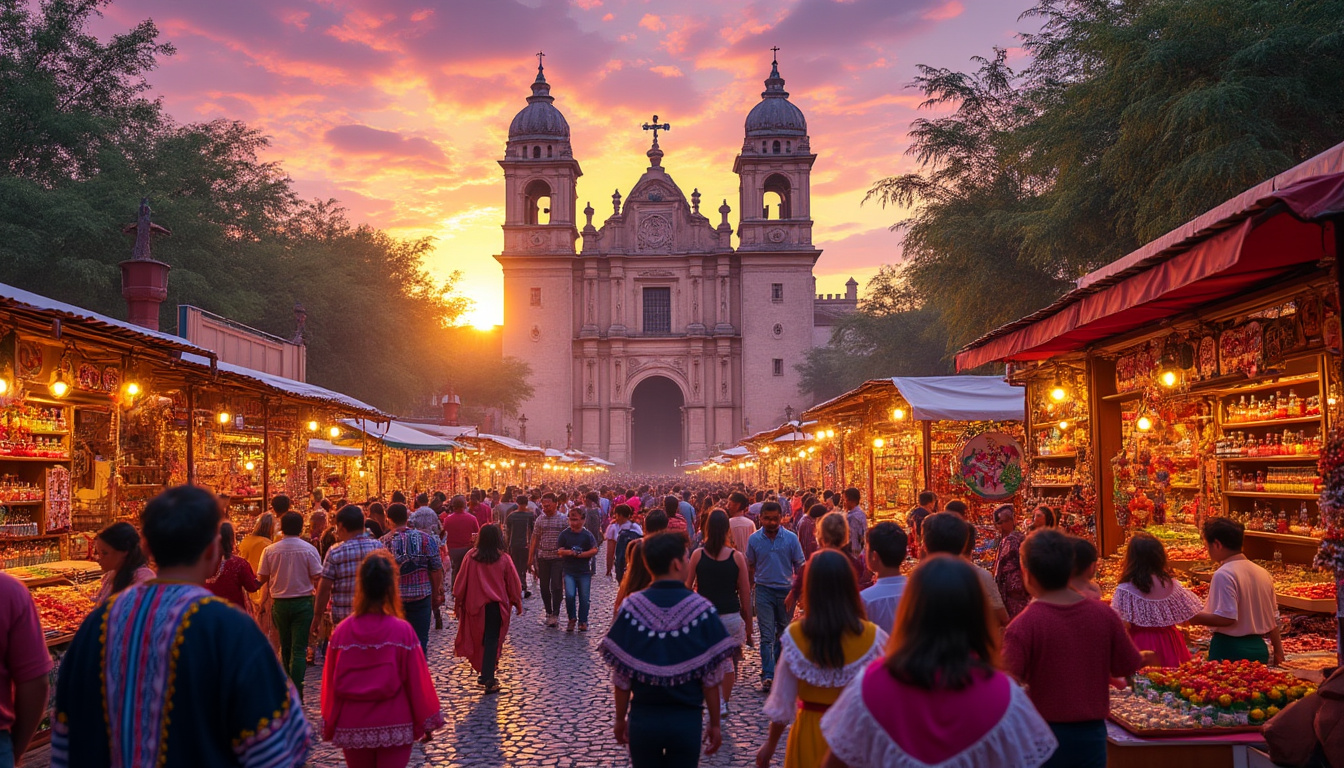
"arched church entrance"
630,376,685,473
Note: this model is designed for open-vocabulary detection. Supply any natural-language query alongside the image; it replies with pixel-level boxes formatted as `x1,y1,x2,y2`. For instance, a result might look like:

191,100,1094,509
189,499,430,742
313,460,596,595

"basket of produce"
1112,660,1315,737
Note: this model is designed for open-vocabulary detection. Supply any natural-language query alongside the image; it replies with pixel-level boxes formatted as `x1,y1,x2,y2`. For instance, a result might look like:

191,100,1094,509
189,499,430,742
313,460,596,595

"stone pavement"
302,553,778,767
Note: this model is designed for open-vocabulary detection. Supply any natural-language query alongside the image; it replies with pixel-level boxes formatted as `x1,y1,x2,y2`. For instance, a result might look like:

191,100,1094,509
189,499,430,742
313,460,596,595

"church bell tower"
496,56,581,448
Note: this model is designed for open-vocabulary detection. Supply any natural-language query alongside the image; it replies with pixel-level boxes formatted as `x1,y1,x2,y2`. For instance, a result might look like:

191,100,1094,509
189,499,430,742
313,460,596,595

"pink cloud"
923,1,965,20
639,14,666,32
324,124,447,162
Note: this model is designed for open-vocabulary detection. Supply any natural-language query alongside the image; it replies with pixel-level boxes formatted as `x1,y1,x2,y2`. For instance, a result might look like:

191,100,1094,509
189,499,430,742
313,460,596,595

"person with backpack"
606,504,643,581
583,492,605,575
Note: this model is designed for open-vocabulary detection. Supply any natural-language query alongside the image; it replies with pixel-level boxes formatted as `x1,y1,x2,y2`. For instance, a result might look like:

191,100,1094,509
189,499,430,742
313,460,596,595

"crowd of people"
0,478,1327,768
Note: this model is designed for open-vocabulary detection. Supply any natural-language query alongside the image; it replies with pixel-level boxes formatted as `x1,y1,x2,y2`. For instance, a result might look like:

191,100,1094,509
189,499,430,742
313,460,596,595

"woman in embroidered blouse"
206,522,262,609
1110,531,1202,668
757,550,887,768
993,505,1031,619
819,554,1057,768
91,521,156,604
321,549,443,768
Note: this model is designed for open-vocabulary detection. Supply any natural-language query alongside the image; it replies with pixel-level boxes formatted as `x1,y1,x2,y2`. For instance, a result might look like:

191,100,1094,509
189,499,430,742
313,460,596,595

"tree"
0,0,534,416
866,0,1344,358
798,266,951,402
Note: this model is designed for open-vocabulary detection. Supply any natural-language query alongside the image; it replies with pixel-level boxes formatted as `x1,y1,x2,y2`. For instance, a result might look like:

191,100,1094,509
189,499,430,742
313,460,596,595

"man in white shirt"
726,491,756,554
257,510,322,698
604,503,643,580
859,522,908,633
842,487,868,556
1190,517,1283,665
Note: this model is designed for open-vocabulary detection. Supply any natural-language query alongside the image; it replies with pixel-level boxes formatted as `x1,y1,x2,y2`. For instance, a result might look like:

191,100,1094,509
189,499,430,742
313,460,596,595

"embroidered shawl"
600,585,739,687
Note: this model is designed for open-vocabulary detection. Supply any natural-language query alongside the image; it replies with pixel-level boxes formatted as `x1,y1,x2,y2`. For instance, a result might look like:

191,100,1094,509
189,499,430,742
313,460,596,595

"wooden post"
921,420,933,492
185,385,195,485
261,398,270,505
1090,355,1124,556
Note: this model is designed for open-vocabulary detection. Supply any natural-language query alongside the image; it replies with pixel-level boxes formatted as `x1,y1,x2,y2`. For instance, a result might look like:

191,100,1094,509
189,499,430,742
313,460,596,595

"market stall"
335,419,465,498
800,376,1026,529
956,143,1344,675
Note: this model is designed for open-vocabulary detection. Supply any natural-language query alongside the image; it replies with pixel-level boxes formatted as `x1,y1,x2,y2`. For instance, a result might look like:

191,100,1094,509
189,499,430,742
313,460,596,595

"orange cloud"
639,14,665,32
922,1,965,20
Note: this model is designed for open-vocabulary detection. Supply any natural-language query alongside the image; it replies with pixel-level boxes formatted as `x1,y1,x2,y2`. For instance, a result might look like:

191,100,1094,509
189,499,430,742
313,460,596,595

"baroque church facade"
496,58,855,471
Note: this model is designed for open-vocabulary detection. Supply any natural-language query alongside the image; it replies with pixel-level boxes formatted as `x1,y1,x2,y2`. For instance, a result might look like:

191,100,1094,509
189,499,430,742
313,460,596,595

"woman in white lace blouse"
1109,531,1203,668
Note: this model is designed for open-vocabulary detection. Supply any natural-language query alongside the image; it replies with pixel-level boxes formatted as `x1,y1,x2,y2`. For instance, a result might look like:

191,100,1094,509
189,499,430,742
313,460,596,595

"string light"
892,408,906,421
244,461,255,471
1058,420,1070,431
328,425,341,439
1136,415,1153,432
217,410,231,424
873,437,885,448
49,374,69,399
307,420,319,432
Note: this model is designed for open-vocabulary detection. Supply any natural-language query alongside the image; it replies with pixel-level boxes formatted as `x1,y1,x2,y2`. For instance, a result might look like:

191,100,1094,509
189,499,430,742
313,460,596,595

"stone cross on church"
641,115,670,144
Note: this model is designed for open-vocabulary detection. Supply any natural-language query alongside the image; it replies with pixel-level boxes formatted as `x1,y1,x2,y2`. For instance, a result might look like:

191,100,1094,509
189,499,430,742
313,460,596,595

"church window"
762,141,768,153
530,287,542,307
547,145,553,157
524,179,552,225
762,174,792,219
772,359,784,376
772,140,781,154
642,287,672,335
786,141,791,153
771,283,784,302
532,146,541,158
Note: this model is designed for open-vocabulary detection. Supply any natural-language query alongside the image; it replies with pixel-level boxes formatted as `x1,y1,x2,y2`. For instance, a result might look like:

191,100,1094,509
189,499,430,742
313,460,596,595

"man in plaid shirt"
311,504,385,636
382,502,444,654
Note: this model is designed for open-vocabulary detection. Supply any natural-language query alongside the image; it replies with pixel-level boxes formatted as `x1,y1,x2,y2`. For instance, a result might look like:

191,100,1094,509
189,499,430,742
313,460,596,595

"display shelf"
1030,482,1076,488
1220,455,1320,463
1216,373,1321,396
0,455,69,462
1276,594,1335,614
1243,530,1321,546
24,431,69,437
15,575,71,589
0,500,43,506
0,534,64,543
1225,491,1319,500
1221,415,1321,429
1033,453,1078,459
44,632,75,648
1102,391,1144,402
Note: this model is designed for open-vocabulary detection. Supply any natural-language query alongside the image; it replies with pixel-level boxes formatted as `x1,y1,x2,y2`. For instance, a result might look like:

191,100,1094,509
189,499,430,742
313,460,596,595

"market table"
1106,720,1265,768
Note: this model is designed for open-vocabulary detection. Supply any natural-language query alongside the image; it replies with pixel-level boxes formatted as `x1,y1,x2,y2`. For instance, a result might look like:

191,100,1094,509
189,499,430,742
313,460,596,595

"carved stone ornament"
772,323,783,338
530,325,541,342
767,227,787,244
637,269,675,277
526,231,547,250
637,214,672,251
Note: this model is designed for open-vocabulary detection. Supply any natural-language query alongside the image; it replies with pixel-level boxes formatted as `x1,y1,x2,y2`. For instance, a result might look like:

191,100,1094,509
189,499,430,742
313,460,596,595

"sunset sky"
97,0,1034,328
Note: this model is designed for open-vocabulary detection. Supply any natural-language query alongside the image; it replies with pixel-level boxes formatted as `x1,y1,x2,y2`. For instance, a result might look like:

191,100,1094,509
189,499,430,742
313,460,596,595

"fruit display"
1282,634,1337,654
30,585,94,638
1136,660,1311,727
1109,689,1201,731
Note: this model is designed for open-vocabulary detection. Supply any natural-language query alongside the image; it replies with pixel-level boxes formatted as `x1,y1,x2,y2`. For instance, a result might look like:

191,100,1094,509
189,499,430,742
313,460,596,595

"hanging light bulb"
1058,420,1070,431
218,411,231,424
124,382,141,398
0,377,8,396
1159,369,1179,388
328,425,341,439
1136,415,1154,432
244,460,256,471
892,408,906,421
307,420,319,432
873,437,885,448
1049,373,1068,403
49,372,70,399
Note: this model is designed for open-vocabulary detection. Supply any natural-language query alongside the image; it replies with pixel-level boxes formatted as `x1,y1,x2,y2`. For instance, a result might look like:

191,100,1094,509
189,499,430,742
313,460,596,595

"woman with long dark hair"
322,550,443,768
687,509,753,710
818,555,1057,767
1111,531,1202,668
613,537,654,616
206,522,261,610
757,550,885,768
92,522,154,603
453,524,524,693
1031,505,1058,530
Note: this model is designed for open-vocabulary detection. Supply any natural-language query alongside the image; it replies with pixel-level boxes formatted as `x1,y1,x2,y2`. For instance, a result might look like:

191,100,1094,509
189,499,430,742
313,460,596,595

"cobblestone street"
301,547,776,767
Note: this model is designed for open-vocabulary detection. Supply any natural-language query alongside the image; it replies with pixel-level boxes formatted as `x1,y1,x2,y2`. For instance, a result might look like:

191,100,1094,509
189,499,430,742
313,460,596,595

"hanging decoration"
954,431,1024,500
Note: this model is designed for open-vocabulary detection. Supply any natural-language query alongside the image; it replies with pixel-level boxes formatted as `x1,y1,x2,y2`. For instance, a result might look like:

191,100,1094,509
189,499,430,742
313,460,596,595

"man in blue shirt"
859,522,908,634
745,501,804,693
677,490,697,532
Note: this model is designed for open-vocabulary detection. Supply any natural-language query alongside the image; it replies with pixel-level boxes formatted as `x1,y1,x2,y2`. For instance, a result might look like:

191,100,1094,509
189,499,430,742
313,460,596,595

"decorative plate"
77,363,100,390
954,431,1024,500
101,366,120,392
1298,293,1324,337
17,342,42,378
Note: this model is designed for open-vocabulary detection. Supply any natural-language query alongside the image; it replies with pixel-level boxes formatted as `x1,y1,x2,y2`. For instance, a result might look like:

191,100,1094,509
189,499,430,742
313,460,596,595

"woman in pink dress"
453,524,524,693
1109,531,1202,668
321,549,443,768
820,555,1057,768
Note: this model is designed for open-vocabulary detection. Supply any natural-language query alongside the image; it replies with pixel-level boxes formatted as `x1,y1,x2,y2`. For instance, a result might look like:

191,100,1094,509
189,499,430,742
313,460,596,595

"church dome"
509,68,570,141
744,60,806,138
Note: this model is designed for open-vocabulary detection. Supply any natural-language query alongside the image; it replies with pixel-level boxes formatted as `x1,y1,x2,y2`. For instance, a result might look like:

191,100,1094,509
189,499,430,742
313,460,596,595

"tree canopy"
0,0,531,415
834,0,1344,381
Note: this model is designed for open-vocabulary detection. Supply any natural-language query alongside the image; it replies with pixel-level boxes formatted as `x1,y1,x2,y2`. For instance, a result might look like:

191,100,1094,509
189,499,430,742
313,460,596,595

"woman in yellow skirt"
757,549,887,768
